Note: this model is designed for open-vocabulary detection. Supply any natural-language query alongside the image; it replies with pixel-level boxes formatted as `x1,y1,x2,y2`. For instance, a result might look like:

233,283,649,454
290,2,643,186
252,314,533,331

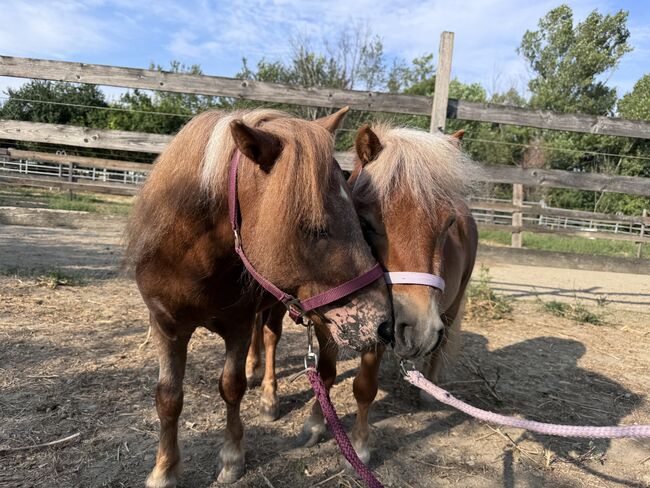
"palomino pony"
246,123,478,462
125,108,393,487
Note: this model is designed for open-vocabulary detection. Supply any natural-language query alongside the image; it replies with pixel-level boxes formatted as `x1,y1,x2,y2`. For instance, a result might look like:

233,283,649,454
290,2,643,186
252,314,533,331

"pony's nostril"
377,320,394,345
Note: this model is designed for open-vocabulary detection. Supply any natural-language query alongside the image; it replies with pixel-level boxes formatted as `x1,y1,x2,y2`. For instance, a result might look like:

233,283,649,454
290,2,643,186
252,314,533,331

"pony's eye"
359,216,375,234
301,225,329,240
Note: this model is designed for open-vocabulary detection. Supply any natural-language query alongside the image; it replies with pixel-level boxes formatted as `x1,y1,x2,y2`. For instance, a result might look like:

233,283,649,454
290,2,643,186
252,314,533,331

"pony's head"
350,124,474,358
211,109,392,350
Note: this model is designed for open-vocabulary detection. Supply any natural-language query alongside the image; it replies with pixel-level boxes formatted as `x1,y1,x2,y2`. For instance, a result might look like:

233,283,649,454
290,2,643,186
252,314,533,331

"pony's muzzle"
392,292,443,359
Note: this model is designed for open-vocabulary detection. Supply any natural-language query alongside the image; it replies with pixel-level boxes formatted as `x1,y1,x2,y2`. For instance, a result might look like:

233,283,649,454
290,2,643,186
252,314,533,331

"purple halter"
228,150,384,324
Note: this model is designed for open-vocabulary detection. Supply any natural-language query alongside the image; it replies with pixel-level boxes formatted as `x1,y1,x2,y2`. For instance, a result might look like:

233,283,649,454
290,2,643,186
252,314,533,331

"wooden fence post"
638,208,647,258
430,31,454,133
512,184,523,248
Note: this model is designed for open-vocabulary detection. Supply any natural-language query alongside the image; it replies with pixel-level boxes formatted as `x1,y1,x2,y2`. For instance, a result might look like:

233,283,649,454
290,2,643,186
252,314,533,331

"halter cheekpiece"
228,150,385,324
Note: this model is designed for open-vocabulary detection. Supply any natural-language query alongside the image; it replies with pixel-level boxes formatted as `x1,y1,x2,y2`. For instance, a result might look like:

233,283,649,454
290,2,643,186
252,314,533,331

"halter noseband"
228,150,384,324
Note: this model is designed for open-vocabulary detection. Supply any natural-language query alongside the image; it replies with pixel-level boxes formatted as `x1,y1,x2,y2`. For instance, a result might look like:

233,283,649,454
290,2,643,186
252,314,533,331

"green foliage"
479,229,644,259
0,80,107,127
105,61,222,134
541,299,602,324
519,4,631,115
466,265,513,320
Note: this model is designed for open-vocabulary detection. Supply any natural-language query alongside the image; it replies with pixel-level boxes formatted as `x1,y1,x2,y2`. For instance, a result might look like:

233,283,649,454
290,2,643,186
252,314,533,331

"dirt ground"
1,219,650,488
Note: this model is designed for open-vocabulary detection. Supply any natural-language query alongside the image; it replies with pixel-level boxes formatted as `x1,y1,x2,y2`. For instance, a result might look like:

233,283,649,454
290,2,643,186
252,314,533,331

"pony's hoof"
297,419,326,447
216,463,245,484
344,444,370,473
260,402,280,422
145,467,178,488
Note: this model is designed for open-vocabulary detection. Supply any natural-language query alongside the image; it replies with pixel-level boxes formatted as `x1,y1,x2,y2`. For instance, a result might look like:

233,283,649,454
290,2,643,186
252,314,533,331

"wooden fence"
1,32,649,254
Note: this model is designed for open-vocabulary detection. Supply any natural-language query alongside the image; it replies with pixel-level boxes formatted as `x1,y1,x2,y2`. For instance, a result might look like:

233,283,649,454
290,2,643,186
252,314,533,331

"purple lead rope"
306,368,384,488
404,369,650,438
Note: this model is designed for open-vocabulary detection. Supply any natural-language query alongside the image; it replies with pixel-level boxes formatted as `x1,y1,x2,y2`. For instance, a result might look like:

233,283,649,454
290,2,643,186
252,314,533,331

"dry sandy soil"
1,219,650,488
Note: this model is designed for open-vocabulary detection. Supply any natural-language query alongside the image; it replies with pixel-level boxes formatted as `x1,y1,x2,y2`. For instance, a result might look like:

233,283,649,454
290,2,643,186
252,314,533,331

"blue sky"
0,0,649,101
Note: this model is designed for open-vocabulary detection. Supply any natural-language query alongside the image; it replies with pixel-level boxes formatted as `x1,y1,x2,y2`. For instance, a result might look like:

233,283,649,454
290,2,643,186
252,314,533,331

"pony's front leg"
300,325,337,447
217,321,253,484
259,304,284,421
146,316,193,488
350,346,385,465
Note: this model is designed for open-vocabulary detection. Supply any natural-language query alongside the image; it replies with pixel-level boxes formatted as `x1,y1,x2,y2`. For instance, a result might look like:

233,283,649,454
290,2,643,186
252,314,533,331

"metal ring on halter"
400,359,416,376
285,297,306,322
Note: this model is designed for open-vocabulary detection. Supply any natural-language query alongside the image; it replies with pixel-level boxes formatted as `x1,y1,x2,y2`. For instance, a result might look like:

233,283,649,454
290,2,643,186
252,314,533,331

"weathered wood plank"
0,120,170,153
469,201,650,225
1,120,649,196
3,56,650,139
0,174,138,196
478,222,650,244
0,56,428,115
477,165,650,197
477,244,650,275
7,149,152,172
449,99,650,139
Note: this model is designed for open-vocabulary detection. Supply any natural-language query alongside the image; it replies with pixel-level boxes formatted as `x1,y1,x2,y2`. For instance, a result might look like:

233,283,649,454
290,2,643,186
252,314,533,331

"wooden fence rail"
3,55,650,139
3,119,650,197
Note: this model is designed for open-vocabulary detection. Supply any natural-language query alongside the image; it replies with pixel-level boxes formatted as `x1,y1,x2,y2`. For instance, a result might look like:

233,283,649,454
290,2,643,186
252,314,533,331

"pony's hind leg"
146,315,193,488
350,346,385,465
217,318,254,484
299,325,337,447
259,304,284,422
245,312,264,386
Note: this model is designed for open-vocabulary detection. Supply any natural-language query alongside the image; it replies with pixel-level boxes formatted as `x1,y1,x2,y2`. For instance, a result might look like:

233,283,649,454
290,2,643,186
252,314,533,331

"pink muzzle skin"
228,150,384,325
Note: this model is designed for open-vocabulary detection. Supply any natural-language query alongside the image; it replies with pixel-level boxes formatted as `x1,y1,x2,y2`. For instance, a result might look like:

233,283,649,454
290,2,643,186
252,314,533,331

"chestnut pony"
126,108,393,487
246,123,478,463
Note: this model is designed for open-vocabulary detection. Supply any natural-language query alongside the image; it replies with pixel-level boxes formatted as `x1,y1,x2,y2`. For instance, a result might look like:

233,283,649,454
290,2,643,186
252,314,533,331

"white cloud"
0,0,646,99
0,0,114,59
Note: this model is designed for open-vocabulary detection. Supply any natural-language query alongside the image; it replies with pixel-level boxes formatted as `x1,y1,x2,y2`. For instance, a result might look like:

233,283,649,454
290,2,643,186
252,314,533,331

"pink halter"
384,271,445,292
228,150,384,324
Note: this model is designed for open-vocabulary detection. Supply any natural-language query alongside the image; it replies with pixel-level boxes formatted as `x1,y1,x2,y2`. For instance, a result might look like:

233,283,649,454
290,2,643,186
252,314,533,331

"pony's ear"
314,106,350,133
230,120,283,168
355,124,383,166
449,129,465,147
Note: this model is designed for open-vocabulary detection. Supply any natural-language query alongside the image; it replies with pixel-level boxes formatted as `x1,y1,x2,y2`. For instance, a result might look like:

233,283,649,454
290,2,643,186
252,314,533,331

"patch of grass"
479,229,644,259
466,265,512,320
0,186,132,216
541,299,603,325
0,267,85,288
36,271,84,289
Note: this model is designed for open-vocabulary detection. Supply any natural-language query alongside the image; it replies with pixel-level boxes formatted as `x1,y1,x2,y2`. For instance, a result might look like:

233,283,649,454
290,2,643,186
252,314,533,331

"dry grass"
465,265,513,320
1,275,649,488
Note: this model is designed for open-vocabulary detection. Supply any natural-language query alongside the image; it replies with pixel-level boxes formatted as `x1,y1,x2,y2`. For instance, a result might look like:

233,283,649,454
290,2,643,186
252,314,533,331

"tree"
105,61,222,134
519,4,631,115
0,80,107,127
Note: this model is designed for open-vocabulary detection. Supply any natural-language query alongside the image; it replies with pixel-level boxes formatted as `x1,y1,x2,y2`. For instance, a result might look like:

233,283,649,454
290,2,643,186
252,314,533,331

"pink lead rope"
404,368,650,438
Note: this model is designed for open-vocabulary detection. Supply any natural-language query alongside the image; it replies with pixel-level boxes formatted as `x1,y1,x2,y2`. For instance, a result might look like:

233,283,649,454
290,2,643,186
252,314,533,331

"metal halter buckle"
304,320,318,370
400,359,416,376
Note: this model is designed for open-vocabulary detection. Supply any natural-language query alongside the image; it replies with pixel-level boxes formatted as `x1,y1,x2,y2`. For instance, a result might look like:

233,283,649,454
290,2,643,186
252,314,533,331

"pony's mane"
125,109,334,269
356,124,479,216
